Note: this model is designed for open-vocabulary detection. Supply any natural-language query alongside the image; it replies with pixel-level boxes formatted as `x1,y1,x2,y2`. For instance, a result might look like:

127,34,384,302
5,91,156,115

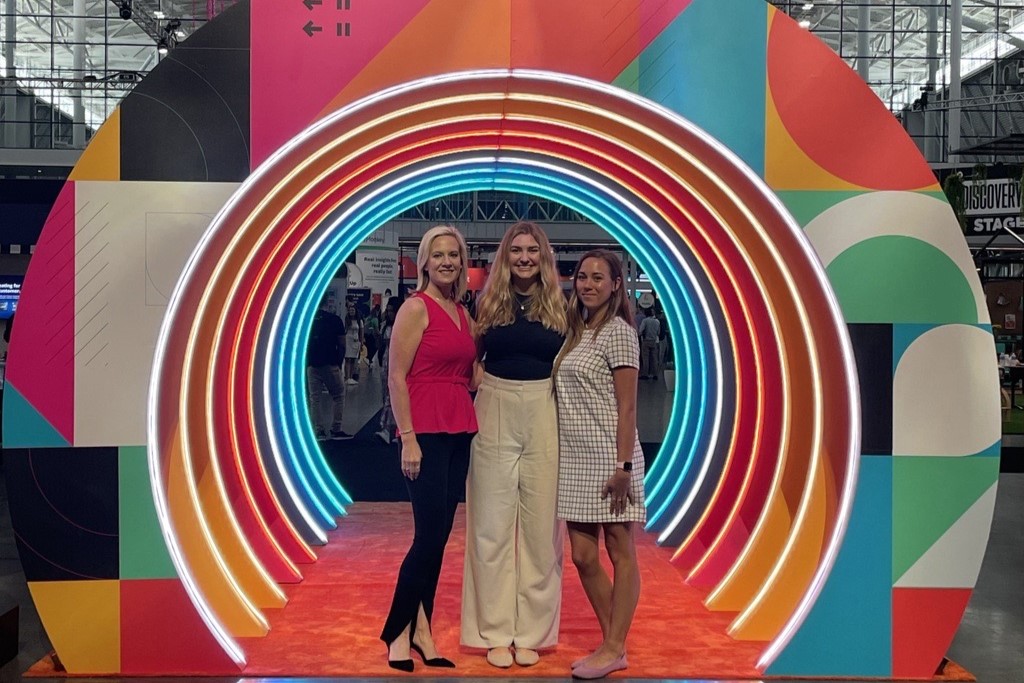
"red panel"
892,587,972,678
7,181,75,443
767,13,937,190
250,0,432,169
120,579,240,674
510,0,692,81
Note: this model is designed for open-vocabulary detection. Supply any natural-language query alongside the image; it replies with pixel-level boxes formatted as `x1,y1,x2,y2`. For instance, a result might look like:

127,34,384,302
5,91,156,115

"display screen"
0,276,23,320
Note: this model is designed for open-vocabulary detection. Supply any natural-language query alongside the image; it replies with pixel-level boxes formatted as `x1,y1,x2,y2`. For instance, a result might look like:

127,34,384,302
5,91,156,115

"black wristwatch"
616,461,633,473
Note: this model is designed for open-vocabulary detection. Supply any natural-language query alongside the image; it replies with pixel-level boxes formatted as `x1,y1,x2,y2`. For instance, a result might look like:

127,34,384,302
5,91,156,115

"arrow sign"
303,0,322,9
302,20,323,37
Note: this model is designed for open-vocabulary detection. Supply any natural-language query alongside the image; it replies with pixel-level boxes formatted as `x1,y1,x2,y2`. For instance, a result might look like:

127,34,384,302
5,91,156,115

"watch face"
620,461,633,472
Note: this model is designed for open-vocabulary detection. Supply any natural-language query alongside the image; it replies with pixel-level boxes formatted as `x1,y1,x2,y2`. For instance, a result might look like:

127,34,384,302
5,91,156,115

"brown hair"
553,249,633,378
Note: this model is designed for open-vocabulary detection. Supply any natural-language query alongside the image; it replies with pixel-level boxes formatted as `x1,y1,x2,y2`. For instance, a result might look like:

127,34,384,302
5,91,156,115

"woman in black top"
461,222,567,668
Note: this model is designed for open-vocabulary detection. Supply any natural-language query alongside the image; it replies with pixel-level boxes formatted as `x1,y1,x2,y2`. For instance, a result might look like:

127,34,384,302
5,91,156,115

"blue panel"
2,383,71,448
636,0,767,175
767,455,893,677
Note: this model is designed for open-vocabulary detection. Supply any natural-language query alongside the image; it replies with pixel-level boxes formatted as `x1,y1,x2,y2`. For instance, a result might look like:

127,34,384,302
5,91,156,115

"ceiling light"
118,0,132,20
799,19,811,29
802,2,814,10
157,38,169,55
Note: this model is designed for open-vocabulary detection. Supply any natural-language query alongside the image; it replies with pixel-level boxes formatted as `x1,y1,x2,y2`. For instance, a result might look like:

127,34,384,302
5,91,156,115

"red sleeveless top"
406,292,478,434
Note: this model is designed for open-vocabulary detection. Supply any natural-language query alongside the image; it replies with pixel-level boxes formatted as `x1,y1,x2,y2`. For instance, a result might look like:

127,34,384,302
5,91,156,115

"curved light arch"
148,69,859,669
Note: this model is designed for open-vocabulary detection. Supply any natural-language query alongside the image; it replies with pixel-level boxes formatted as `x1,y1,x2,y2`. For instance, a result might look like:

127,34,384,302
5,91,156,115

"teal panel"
632,0,767,175
2,383,71,447
118,446,176,579
827,237,977,324
776,190,866,227
767,455,892,677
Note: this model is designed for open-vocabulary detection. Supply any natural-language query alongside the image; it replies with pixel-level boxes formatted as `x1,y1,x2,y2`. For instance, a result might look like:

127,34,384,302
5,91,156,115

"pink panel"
250,0,431,169
7,181,76,443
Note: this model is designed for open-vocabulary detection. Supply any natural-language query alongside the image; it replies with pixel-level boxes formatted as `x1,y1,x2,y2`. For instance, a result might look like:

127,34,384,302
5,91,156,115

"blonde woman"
461,222,567,668
554,249,644,679
381,225,478,672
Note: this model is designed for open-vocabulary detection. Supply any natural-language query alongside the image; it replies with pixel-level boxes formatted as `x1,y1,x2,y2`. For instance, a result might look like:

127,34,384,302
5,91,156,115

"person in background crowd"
344,301,364,386
375,298,400,444
637,310,660,380
365,304,381,371
380,225,478,672
461,222,567,668
553,249,645,680
307,297,354,441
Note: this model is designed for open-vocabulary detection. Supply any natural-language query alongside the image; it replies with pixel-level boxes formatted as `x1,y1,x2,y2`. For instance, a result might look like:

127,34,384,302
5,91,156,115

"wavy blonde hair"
475,222,566,335
553,249,634,378
416,224,469,301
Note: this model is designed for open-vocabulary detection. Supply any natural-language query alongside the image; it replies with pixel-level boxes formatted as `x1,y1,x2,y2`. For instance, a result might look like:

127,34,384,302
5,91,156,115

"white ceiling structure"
771,1,1024,111
0,1,1022,148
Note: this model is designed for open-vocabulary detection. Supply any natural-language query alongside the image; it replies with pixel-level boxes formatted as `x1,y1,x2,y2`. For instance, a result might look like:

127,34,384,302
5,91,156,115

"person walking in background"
461,222,567,669
553,250,645,679
365,304,381,371
381,225,478,672
638,311,660,380
344,301,364,386
306,297,353,441
375,298,399,444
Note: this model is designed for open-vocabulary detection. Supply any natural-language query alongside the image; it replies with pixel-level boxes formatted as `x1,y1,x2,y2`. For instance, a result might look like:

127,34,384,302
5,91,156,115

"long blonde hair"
553,249,634,377
416,224,469,301
475,222,566,335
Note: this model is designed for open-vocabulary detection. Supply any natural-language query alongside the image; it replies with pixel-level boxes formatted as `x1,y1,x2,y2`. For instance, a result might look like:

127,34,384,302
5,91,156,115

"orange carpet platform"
26,502,974,680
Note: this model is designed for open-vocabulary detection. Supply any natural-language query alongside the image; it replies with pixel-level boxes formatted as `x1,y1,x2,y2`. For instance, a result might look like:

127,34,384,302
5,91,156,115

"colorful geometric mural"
2,0,997,677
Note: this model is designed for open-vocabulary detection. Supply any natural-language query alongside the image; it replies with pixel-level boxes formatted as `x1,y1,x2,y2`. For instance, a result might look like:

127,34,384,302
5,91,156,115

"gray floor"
1,367,1021,681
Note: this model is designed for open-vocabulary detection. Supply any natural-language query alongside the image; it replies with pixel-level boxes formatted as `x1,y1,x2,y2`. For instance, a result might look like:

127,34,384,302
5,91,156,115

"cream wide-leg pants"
461,374,564,649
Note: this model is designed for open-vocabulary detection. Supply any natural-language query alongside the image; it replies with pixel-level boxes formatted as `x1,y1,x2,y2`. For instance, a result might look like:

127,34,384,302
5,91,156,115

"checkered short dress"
555,316,646,524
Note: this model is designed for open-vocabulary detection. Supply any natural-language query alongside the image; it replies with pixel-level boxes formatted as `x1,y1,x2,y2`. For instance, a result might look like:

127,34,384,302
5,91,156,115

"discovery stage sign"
964,178,1023,234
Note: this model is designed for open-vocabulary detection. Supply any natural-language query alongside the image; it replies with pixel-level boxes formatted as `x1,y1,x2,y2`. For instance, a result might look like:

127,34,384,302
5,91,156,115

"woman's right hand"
401,437,423,480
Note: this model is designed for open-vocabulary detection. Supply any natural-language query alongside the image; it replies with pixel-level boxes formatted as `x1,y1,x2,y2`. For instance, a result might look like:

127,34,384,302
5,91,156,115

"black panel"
847,323,893,455
3,448,119,581
0,180,65,244
120,2,250,182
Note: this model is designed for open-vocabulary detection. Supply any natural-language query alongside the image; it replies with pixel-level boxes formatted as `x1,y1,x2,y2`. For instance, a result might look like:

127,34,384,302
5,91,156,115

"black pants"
380,432,473,645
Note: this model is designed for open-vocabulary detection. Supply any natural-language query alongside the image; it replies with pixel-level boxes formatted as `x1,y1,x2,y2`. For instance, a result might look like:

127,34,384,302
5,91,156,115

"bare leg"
567,522,612,643
387,621,411,661
411,603,443,659
585,522,640,668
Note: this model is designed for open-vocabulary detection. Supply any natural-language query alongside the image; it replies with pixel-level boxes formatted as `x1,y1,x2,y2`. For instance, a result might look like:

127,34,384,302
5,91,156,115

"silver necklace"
514,292,530,312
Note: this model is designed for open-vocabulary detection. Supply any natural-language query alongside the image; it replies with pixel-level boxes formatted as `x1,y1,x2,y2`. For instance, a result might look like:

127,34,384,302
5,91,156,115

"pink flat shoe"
572,653,627,679
571,655,589,669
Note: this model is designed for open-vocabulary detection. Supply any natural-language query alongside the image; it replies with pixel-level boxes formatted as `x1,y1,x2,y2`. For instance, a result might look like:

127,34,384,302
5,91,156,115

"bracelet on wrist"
399,428,414,435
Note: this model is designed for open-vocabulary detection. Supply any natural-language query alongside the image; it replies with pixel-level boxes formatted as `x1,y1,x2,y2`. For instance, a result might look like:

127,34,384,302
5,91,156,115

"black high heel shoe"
410,642,456,668
385,644,414,672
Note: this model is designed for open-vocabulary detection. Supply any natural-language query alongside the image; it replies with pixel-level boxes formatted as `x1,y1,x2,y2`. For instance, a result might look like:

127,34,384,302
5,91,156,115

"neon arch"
147,69,857,668
2,1,997,678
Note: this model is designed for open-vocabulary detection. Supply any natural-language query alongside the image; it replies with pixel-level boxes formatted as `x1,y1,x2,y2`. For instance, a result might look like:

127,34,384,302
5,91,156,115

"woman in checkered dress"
553,249,644,679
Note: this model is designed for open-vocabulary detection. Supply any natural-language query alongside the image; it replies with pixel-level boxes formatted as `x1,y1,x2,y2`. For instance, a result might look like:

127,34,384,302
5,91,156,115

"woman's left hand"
602,470,633,516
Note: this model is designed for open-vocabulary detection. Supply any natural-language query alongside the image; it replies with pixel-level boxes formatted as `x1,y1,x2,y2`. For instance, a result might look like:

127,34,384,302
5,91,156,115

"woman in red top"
381,225,478,672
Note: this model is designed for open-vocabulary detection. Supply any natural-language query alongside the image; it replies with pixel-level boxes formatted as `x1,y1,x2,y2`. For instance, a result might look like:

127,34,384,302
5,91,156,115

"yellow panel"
29,580,120,673
764,79,865,192
705,488,793,611
729,460,828,640
69,108,120,181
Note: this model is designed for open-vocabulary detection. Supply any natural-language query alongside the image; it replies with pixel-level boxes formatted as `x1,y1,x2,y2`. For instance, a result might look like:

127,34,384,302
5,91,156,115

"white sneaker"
346,378,358,386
